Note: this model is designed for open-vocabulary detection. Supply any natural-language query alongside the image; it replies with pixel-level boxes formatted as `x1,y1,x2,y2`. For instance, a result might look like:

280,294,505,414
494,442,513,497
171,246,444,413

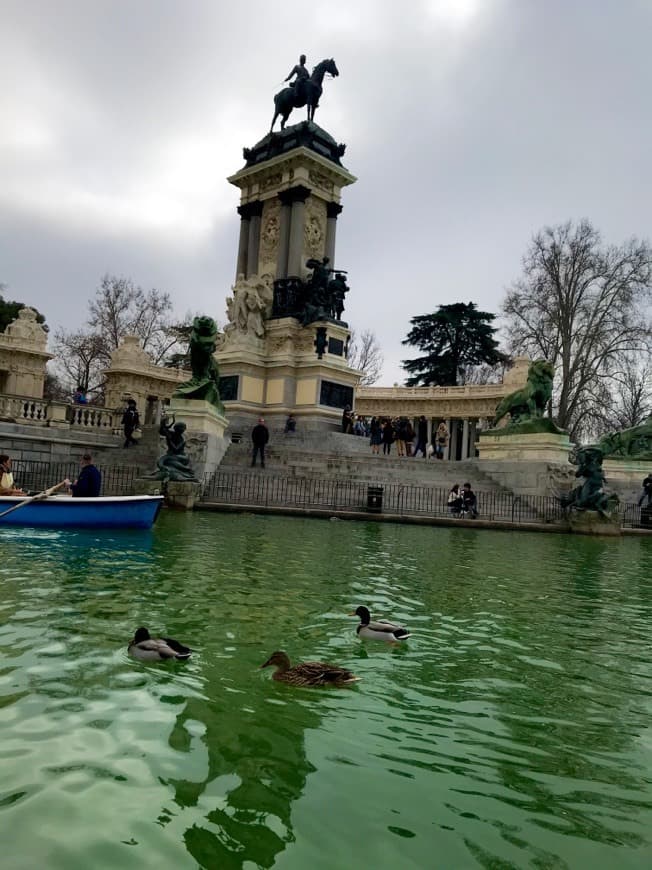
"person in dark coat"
381,419,394,455
122,399,140,448
68,453,102,497
639,473,652,507
414,415,429,458
461,482,478,518
251,418,269,468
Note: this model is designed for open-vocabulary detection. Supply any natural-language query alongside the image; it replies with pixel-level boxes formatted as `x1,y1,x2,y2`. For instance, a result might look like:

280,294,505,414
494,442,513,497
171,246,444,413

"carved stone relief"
308,169,334,195
303,197,327,260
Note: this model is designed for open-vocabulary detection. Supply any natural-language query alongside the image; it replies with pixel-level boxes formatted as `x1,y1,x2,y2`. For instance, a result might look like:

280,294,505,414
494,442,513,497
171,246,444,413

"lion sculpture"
172,316,224,412
493,359,555,427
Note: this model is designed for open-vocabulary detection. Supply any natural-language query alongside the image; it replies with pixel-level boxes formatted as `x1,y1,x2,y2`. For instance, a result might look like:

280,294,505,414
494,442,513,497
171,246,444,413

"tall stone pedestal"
167,399,229,481
216,121,360,433
477,430,575,498
566,511,622,536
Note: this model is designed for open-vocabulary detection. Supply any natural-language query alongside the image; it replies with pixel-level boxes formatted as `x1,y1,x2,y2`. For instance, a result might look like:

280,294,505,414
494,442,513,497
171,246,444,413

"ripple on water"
1,516,652,869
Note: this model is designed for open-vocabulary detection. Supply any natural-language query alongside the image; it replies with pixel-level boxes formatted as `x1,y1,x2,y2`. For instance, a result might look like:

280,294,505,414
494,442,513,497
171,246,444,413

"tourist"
341,405,353,434
638,472,652,508
414,415,428,458
404,420,415,456
369,416,382,455
394,418,406,457
0,455,26,496
284,414,297,434
122,399,140,448
434,421,449,460
381,419,394,455
251,417,269,468
461,482,478,519
73,386,88,405
67,453,101,498
447,483,462,515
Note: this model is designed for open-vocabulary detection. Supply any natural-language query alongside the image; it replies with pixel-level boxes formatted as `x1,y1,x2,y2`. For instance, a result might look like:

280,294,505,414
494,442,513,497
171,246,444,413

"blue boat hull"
0,495,164,529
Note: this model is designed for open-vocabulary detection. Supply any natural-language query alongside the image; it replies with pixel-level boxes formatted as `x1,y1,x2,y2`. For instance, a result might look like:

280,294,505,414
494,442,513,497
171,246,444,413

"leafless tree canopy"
502,219,652,440
53,275,191,396
347,328,384,385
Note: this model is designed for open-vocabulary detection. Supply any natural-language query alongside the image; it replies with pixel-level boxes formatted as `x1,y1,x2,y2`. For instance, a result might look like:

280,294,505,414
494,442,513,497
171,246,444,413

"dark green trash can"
367,485,384,513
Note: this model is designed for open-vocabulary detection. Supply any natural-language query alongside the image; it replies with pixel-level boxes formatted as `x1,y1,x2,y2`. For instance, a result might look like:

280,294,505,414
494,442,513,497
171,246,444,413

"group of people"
364,415,451,460
0,453,102,498
447,482,478,519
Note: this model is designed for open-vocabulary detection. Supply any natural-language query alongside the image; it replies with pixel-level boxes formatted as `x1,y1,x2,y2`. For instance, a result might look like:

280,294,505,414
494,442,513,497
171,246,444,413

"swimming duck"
128,627,192,661
261,651,359,687
350,605,411,642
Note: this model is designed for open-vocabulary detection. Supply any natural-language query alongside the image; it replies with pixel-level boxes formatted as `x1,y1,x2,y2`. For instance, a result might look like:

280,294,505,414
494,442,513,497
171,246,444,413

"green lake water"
1,512,652,869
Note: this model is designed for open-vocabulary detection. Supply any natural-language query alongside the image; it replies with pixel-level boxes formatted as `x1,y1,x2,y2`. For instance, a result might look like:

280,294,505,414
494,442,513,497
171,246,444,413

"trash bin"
640,507,652,529
367,485,384,513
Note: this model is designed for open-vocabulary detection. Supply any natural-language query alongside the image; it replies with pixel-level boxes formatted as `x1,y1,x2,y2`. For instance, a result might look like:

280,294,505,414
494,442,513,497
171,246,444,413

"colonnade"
236,187,342,281
369,415,493,461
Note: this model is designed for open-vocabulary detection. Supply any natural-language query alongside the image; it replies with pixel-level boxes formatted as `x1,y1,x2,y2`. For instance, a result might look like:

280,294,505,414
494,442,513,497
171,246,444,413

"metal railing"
200,470,572,525
11,459,141,496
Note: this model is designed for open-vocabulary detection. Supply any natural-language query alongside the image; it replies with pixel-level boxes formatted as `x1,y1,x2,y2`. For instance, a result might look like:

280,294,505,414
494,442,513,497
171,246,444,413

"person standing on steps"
122,399,140,448
434,421,449,460
251,418,269,469
414,415,428,458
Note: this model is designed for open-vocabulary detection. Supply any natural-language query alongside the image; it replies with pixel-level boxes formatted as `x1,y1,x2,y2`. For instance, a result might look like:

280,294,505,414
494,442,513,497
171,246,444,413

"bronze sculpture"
149,416,198,483
271,58,339,131
173,316,224,413
598,414,652,460
559,446,619,517
493,360,555,428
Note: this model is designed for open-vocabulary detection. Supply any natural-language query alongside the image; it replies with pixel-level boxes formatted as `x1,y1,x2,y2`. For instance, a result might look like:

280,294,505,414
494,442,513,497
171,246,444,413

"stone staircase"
219,430,509,493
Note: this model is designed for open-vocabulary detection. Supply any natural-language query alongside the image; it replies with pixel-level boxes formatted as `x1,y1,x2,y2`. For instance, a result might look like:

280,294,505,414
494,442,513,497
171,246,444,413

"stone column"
450,419,458,462
469,420,477,458
325,201,343,265
235,205,251,279
462,418,470,460
286,185,311,277
246,201,263,277
276,191,294,279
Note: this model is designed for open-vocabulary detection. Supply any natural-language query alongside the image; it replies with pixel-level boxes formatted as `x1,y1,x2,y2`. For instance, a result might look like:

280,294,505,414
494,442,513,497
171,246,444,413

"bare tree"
502,219,652,440
601,354,652,432
347,329,384,385
460,361,509,386
53,275,190,395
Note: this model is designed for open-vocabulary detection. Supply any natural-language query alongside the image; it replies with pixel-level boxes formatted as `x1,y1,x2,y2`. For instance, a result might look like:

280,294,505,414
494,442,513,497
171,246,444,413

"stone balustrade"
0,393,122,433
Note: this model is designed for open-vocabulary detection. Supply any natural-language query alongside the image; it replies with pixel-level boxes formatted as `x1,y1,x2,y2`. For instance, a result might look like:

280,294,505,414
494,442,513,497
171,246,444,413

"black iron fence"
11,460,141,496
201,470,572,525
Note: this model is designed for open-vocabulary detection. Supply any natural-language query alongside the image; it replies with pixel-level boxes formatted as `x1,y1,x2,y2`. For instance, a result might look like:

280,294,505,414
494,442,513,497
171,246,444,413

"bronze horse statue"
271,58,339,131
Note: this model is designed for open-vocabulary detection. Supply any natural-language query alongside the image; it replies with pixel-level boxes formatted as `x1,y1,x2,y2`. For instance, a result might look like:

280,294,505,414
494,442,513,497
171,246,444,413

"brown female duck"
261,651,359,687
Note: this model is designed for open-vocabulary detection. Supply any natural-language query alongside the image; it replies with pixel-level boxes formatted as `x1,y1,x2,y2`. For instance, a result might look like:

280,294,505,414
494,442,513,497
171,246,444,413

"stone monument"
215,56,360,432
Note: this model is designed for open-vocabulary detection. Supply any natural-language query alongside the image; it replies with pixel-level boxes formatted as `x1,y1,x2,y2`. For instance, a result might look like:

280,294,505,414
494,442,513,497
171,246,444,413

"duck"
350,605,411,642
261,651,359,688
128,627,192,661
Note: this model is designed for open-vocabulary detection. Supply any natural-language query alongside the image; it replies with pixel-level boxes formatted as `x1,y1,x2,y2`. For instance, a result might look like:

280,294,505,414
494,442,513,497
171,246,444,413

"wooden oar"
0,480,69,521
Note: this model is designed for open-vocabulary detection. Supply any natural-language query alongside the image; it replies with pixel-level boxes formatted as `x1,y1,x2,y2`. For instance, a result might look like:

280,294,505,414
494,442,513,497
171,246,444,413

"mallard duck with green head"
350,605,410,642
128,627,192,661
261,651,359,687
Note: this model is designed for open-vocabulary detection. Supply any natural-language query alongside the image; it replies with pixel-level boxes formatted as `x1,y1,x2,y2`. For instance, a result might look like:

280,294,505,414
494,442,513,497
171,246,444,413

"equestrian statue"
271,56,339,132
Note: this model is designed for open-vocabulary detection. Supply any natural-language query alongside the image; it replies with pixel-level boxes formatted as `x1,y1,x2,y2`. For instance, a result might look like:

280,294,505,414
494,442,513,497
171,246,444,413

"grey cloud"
1,0,650,383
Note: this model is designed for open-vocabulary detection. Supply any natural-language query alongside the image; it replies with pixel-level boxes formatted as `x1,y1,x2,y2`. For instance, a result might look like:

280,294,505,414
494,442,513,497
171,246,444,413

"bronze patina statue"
493,360,555,428
598,414,652,460
271,58,339,131
173,316,224,413
559,446,619,517
149,416,198,483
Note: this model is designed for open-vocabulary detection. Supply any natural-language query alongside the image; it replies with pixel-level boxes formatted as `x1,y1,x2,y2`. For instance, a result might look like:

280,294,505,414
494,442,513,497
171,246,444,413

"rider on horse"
285,54,309,102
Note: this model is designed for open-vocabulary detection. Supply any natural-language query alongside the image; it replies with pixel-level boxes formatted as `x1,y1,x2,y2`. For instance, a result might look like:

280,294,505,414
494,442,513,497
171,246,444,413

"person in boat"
67,453,102,498
0,455,25,496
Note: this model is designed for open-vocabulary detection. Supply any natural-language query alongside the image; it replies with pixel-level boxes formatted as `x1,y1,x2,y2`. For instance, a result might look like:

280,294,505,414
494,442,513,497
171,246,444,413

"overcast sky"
1,0,650,384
